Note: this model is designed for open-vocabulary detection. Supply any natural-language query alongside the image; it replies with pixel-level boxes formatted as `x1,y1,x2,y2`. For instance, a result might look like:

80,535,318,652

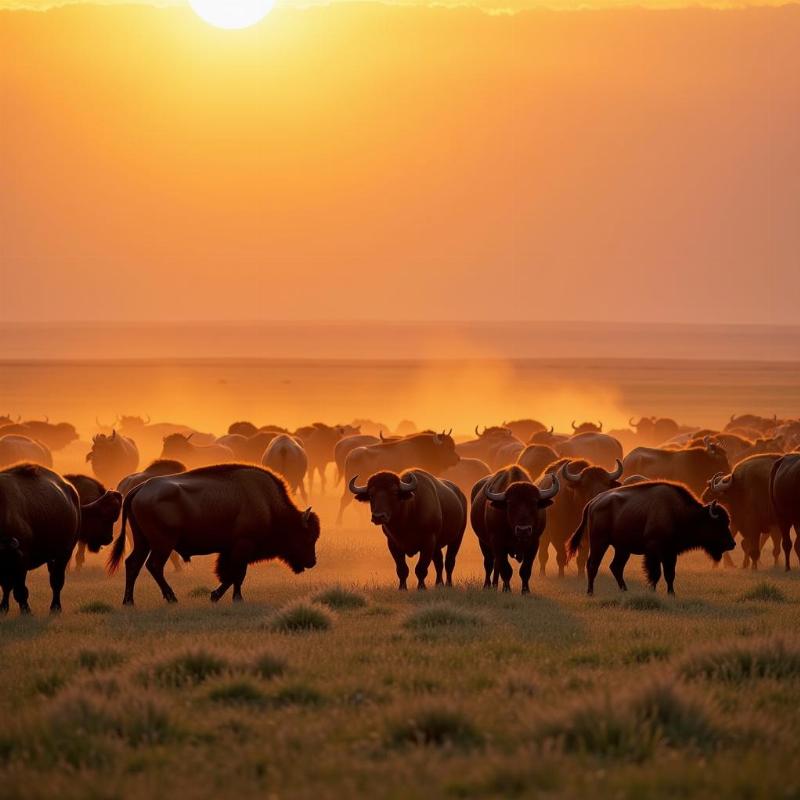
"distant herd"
0,412,799,614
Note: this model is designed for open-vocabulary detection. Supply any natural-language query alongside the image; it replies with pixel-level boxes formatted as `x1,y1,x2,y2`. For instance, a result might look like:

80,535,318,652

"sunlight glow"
188,0,275,29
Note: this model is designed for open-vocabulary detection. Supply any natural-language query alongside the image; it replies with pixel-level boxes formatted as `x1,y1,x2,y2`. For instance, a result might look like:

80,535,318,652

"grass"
269,602,333,633
1,538,799,799
78,600,114,615
738,581,788,604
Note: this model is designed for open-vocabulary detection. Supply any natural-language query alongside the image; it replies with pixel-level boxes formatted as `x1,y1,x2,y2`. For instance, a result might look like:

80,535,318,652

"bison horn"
712,473,733,491
561,461,583,484
485,480,507,503
85,451,93,462
629,417,639,428
444,428,452,437
474,425,481,437
186,433,194,441
539,473,560,500
399,472,418,493
708,500,722,519
548,425,554,434
379,430,386,442
348,475,369,495
302,507,313,526
597,421,603,432
144,415,151,424
606,459,623,481
571,420,578,431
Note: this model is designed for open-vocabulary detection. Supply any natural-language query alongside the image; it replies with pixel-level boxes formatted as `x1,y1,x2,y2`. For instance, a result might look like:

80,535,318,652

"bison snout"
371,512,390,525
515,525,533,538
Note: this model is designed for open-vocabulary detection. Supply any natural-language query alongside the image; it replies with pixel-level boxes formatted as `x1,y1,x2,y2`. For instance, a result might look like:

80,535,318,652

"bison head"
486,474,560,544
349,471,418,526
560,459,623,500
79,490,123,552
697,500,735,562
282,507,320,573
161,433,193,458
572,420,603,434
228,421,258,438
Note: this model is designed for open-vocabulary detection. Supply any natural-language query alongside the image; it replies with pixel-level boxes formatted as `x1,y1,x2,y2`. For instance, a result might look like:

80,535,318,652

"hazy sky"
1,3,799,324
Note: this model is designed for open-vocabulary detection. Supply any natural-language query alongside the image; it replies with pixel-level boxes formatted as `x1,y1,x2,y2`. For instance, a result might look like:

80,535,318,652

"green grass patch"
151,651,228,688
209,681,268,708
78,601,114,615
738,582,787,604
270,602,332,633
77,648,125,672
403,604,481,632
680,638,800,683
312,586,368,610
387,707,484,750
624,645,671,664
31,672,68,698
271,682,325,708
251,652,287,680
622,595,665,612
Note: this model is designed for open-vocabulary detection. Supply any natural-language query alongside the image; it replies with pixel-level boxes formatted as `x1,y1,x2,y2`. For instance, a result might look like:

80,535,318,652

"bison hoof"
210,592,221,603
521,587,530,595
232,595,243,603
165,594,178,604
49,606,62,615
19,605,32,615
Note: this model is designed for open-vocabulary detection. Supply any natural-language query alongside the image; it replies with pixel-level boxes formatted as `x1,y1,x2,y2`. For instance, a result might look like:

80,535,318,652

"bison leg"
586,542,608,596
145,550,178,604
432,548,444,586
0,581,10,613
444,536,463,588
47,559,68,613
662,553,677,595
519,554,534,594
318,464,327,495
122,545,148,606
575,546,588,578
742,532,761,571
794,527,800,568
767,529,781,568
387,541,409,590
414,546,434,590
12,572,30,614
210,582,231,602
494,552,513,593
643,552,662,590
609,550,630,591
478,541,494,588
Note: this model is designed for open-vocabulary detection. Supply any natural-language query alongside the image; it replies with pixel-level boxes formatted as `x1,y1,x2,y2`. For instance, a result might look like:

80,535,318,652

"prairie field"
1,498,800,800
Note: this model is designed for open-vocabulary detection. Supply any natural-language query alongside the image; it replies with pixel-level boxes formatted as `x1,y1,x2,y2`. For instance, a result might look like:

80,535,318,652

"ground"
1,502,799,800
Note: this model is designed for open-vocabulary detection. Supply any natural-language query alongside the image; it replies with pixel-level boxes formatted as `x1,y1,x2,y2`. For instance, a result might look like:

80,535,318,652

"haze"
1,3,799,325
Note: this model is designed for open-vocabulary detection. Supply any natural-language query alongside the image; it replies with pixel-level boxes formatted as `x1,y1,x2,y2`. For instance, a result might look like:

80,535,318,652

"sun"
188,0,275,30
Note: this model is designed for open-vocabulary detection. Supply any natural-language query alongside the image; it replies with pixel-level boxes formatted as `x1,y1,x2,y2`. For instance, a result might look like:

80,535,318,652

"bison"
470,466,560,593
456,426,521,466
503,419,548,442
160,433,234,468
294,423,359,495
334,434,380,485
107,464,319,605
517,444,559,481
628,417,681,446
622,439,729,496
0,464,121,613
538,459,623,577
568,481,735,595
572,420,603,434
64,473,107,570
702,454,784,569
338,431,459,524
0,435,53,468
349,470,466,589
439,457,490,496
262,435,308,501
555,432,624,471
228,421,259,438
86,431,139,487
770,454,800,570
0,420,78,452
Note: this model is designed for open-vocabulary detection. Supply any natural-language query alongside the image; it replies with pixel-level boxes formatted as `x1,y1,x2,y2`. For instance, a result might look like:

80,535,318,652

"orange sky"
1,3,799,324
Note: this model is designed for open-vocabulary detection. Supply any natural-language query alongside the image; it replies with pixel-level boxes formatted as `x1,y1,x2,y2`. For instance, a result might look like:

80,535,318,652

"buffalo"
470,466,560,593
622,439,729,496
702,454,784,569
334,434,381,485
0,435,53,468
108,464,319,605
555,432,623,471
770,454,800,570
628,416,681,446
503,419,548,442
725,414,780,434
456,426,521,466
572,420,603,434
86,431,139,487
538,459,623,577
517,444,559,481
568,481,735,595
439,457,491,496
0,419,78,452
349,470,466,589
0,464,121,613
262,434,308,501
338,431,459,523
228,421,259,438
160,433,234,468
64,473,107,570
295,423,359,494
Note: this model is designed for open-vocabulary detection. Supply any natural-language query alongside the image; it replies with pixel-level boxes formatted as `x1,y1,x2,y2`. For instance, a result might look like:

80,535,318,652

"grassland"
1,511,799,800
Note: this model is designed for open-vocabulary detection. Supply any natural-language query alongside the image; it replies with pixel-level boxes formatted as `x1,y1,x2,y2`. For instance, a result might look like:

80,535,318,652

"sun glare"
188,0,275,30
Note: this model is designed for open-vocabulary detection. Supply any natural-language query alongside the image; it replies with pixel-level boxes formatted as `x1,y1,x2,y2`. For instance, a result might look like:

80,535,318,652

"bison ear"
537,498,554,509
302,507,313,526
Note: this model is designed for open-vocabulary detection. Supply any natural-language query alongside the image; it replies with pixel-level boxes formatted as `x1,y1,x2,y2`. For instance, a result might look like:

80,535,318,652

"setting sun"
188,0,274,29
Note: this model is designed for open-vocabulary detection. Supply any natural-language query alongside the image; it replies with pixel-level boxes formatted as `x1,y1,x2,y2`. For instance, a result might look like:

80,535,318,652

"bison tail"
566,505,590,561
107,487,135,574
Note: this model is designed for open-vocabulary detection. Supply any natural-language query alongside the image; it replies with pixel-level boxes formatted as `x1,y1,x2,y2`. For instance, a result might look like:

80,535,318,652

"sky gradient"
2,3,799,324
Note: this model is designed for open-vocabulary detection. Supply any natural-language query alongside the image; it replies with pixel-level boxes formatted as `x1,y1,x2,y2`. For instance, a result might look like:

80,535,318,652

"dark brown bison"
0,420,78,452
439,457,490,496
228,421,259,438
568,481,735,595
108,464,319,606
116,459,187,496
770,454,800,570
555,432,624,471
538,459,623,577
572,420,603,434
470,465,560,593
349,470,466,589
725,414,779,434
629,416,681,446
517,444,559,480
295,423,359,494
216,432,279,463
503,419,548,442
334,434,380,485
702,454,784,569
488,439,526,471
64,473,107,571
456,426,520,465
528,427,568,447
86,431,139,487
114,416,217,451
160,433,234,468
262,435,308,501
0,435,53,468
338,432,459,523
622,440,729,496
0,464,121,613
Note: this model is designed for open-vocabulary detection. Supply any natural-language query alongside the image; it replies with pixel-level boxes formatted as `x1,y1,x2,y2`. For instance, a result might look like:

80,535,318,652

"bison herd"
0,411,799,613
